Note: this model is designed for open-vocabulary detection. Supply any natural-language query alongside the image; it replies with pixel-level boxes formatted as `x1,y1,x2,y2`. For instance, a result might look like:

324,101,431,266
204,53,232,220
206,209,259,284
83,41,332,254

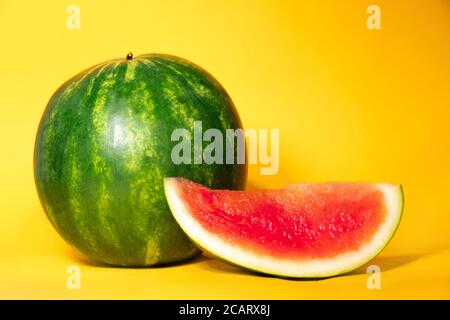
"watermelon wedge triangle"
164,178,404,278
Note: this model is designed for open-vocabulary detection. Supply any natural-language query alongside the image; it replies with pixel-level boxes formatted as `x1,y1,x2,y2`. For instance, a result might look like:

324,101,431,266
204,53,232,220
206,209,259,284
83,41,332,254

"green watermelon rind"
34,53,247,267
164,178,404,278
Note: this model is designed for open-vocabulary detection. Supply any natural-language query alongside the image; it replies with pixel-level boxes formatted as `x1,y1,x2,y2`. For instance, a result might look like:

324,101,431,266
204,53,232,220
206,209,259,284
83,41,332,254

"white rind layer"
164,179,404,278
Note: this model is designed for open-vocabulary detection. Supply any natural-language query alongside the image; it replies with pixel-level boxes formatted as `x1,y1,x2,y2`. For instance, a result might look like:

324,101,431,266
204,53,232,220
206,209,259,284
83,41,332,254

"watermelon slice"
164,178,403,278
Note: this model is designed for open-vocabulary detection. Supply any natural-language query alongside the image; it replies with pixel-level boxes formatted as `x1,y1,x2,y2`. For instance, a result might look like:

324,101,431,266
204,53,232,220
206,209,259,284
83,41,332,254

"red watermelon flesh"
164,178,403,278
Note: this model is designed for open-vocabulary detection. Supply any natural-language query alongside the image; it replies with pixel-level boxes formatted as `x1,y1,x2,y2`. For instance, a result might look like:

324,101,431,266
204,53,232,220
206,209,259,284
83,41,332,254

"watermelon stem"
126,52,133,60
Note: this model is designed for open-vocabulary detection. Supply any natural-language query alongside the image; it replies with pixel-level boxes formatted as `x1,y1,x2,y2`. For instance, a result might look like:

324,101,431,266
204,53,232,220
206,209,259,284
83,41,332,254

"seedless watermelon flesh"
164,178,403,278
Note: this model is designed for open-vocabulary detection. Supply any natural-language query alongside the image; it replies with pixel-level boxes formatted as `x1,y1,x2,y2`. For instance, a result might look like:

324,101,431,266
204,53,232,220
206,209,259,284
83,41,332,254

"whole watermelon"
34,53,247,266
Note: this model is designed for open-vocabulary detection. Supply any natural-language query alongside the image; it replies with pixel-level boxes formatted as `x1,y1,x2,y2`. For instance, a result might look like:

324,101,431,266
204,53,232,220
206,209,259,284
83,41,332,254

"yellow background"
0,0,449,299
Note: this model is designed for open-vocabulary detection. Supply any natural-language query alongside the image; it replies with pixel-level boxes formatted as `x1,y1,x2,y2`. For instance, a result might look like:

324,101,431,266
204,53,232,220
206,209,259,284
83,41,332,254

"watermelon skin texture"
34,54,247,266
